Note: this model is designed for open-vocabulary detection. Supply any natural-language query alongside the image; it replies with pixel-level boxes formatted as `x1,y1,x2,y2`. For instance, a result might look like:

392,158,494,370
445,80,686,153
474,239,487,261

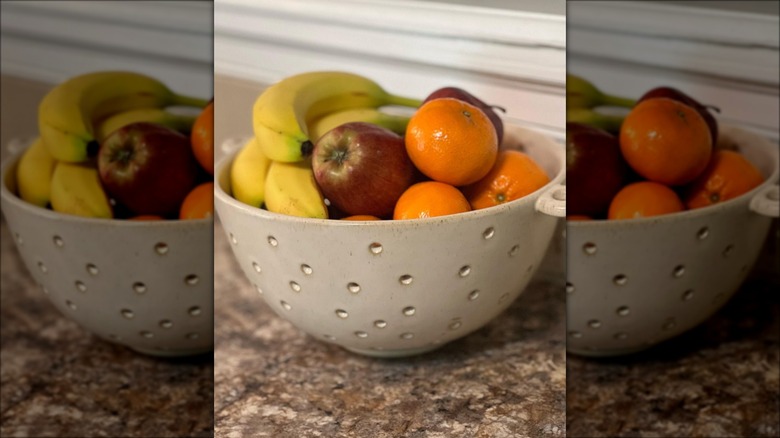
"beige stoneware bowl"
567,125,779,357
214,124,566,357
0,140,214,357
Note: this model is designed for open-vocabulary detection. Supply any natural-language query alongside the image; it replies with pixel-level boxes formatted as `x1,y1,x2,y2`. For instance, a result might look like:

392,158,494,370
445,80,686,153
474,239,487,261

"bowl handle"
749,183,779,217
535,184,566,217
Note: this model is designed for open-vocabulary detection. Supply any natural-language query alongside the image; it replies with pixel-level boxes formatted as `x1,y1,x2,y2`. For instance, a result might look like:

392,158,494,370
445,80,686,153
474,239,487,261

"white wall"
214,0,568,140
0,1,213,98
568,1,779,141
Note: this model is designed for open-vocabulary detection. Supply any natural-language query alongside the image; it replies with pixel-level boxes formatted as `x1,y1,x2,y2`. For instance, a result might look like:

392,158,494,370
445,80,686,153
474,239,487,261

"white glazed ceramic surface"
215,125,566,357
0,147,214,357
567,126,780,357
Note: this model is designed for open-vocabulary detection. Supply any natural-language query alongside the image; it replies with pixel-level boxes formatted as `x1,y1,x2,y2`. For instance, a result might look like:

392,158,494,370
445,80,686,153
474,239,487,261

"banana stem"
386,94,423,108
601,94,636,108
172,94,210,108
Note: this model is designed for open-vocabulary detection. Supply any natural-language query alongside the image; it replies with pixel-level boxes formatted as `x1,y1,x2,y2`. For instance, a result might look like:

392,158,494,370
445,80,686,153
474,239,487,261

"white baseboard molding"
0,1,213,98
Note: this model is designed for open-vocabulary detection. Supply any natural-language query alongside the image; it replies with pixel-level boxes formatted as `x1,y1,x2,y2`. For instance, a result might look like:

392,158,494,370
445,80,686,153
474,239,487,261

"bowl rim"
0,141,213,228
568,125,780,228
214,126,566,227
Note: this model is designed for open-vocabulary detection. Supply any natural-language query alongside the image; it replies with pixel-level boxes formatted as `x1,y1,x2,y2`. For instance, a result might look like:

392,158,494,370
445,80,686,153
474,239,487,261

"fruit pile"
230,71,550,220
566,75,764,220
16,71,214,220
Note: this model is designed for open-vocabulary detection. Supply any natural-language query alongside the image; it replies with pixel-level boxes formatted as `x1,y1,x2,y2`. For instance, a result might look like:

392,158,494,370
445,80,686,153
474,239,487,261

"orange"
620,97,712,186
463,150,550,210
179,182,214,220
393,181,471,220
567,215,592,221
405,98,498,186
608,181,684,220
342,215,381,221
684,150,764,210
191,101,214,175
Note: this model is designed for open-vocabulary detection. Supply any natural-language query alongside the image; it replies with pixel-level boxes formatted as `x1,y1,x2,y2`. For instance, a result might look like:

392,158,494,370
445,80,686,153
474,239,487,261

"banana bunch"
229,72,419,219
567,74,635,132
16,71,206,218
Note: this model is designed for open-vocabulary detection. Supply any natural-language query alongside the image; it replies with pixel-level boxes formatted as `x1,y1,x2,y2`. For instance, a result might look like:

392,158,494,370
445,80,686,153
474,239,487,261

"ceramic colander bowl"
567,125,779,357
0,139,214,357
215,124,566,357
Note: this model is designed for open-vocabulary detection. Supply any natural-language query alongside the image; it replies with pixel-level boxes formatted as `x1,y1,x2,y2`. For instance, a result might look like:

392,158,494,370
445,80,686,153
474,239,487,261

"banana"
95,108,197,142
264,159,328,219
307,107,410,143
39,71,208,163
567,74,635,110
253,71,421,162
15,138,56,208
567,108,625,133
50,162,113,219
230,137,272,208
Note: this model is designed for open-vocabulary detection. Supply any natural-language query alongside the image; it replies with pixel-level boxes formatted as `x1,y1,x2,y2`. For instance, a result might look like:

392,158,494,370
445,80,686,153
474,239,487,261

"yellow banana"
95,108,197,142
230,137,272,208
307,107,410,143
567,108,625,133
39,71,208,163
15,138,56,208
567,74,635,110
264,160,328,219
253,71,421,162
50,162,113,219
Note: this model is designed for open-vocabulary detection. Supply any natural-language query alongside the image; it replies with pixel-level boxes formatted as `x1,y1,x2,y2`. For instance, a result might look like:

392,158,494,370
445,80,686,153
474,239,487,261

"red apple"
98,122,199,217
423,87,504,144
566,122,629,218
312,122,415,218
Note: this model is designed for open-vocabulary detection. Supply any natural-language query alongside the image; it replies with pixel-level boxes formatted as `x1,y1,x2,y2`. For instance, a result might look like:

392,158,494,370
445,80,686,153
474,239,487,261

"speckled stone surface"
214,221,566,438
0,218,214,437
567,224,780,438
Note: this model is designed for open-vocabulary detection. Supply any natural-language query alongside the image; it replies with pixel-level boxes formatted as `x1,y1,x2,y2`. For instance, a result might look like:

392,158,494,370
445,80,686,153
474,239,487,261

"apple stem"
602,94,636,108
704,104,721,114
387,94,423,108
172,94,210,108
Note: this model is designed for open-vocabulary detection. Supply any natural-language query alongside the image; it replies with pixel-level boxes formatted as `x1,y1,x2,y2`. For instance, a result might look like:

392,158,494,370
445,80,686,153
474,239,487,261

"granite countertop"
0,217,214,437
214,221,567,438
567,222,780,438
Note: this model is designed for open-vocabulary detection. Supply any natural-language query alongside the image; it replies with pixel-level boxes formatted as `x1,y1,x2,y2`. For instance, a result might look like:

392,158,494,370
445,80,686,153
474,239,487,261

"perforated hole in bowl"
613,274,628,286
140,331,153,339
86,264,99,276
133,282,147,294
280,301,292,311
616,306,630,316
400,332,414,340
355,331,368,338
566,283,574,294
229,233,237,245
121,309,134,319
614,332,628,340
347,282,360,294
252,262,262,273
402,306,416,316
289,281,301,292
399,275,413,285
53,235,64,247
583,242,597,255
662,318,676,331
697,227,709,240
75,281,87,293
682,289,694,301
301,264,313,275
458,266,471,277
37,261,47,273
374,320,387,329
587,319,602,329
723,244,735,257
369,242,383,255
498,293,510,304
483,227,495,240
65,300,76,310
568,331,582,338
154,242,169,255
335,309,348,319
159,320,173,329
255,284,263,295
448,320,462,330
185,275,199,286
188,306,202,316
267,236,278,247
508,245,520,257
468,290,480,301
672,265,685,278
